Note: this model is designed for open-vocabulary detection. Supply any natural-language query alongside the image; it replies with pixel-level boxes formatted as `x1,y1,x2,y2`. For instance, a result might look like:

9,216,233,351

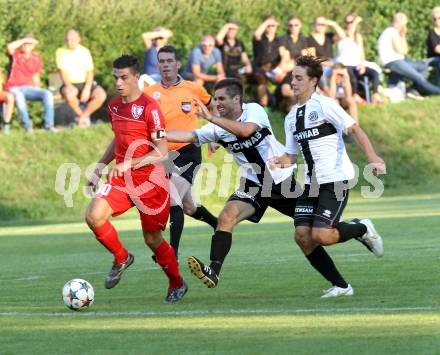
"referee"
144,45,217,258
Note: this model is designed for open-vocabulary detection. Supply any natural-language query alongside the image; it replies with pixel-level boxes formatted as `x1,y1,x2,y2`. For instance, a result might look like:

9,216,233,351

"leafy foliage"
0,0,437,93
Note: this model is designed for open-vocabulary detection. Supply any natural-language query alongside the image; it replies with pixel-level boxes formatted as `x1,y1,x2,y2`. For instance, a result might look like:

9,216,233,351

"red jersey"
107,93,166,179
5,50,42,89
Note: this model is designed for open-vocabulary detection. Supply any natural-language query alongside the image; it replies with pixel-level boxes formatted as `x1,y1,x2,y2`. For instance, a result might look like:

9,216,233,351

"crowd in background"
2,8,440,134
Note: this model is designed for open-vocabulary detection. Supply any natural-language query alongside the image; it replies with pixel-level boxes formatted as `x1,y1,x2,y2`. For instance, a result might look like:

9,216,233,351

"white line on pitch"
0,306,439,318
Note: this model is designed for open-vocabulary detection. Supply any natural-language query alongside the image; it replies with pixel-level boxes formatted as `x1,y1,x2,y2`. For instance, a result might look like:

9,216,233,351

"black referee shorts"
294,181,349,228
170,143,202,184
228,177,298,223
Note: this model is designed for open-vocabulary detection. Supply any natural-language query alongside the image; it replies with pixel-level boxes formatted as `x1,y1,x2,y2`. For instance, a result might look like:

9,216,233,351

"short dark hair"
157,45,181,62
113,55,140,75
287,16,301,22
295,55,326,86
227,19,240,26
214,78,244,104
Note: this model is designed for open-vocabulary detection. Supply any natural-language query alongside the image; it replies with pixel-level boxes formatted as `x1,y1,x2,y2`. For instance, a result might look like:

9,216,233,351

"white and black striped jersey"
196,103,294,185
284,92,356,185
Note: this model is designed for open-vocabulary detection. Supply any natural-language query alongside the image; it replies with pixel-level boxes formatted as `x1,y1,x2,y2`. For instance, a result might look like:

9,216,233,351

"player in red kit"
85,55,187,303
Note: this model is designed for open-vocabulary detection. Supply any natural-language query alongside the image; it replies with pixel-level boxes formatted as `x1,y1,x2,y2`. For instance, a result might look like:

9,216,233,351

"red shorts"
96,172,170,231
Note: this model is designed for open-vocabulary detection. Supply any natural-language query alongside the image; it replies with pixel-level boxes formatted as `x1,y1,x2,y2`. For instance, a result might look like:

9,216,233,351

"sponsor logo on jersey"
294,123,337,142
226,131,262,152
288,121,296,132
294,128,320,141
112,105,118,113
322,209,332,218
295,207,314,214
131,104,144,119
222,128,271,153
151,109,162,128
308,111,319,121
153,91,161,100
181,101,192,113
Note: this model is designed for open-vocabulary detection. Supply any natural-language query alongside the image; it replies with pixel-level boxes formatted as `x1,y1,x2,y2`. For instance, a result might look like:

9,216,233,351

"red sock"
92,220,128,264
154,240,183,289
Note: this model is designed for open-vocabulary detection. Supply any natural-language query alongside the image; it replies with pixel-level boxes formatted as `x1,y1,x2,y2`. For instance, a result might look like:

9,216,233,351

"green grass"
1,194,440,354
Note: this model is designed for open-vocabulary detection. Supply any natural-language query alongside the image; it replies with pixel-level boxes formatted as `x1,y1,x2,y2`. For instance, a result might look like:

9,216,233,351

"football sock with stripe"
154,240,183,289
191,205,218,230
92,220,128,264
209,230,232,275
336,221,367,243
306,246,348,288
169,205,185,257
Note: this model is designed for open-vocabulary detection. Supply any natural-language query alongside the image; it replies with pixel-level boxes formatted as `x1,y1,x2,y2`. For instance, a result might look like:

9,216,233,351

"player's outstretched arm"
194,97,257,137
348,124,387,175
269,153,297,169
166,130,197,143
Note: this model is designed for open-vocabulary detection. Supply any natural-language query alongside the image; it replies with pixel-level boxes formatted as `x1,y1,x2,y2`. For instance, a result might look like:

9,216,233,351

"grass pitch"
1,194,440,354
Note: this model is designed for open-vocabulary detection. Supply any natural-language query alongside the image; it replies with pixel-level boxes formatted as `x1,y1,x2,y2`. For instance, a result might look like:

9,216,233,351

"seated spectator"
142,27,173,82
5,34,56,133
278,16,309,72
426,7,440,69
56,29,107,128
306,16,346,93
252,16,281,107
336,15,383,104
215,20,252,79
329,63,358,123
181,35,225,87
274,71,297,112
0,69,14,134
378,13,440,97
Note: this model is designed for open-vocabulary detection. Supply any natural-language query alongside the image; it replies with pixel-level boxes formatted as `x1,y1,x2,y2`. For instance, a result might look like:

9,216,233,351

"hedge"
0,0,438,96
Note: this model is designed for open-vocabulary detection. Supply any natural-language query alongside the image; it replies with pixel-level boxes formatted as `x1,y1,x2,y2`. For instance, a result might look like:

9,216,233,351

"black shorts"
294,181,349,228
60,82,99,98
228,177,298,223
169,144,202,184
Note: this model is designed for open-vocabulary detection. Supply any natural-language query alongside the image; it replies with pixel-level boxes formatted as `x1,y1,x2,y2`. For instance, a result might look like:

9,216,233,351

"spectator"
215,20,252,79
56,29,107,128
274,71,297,112
378,13,440,97
5,34,56,133
426,7,440,68
329,63,359,123
252,16,281,107
142,27,173,81
0,69,14,134
307,16,346,93
278,16,309,71
336,15,383,104
181,35,225,87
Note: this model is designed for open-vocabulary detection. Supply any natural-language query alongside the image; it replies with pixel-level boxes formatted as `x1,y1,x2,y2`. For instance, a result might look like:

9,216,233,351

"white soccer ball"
62,279,94,311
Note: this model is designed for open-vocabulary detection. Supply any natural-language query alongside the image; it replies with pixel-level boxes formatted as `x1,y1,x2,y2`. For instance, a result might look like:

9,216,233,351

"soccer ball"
62,279,94,311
